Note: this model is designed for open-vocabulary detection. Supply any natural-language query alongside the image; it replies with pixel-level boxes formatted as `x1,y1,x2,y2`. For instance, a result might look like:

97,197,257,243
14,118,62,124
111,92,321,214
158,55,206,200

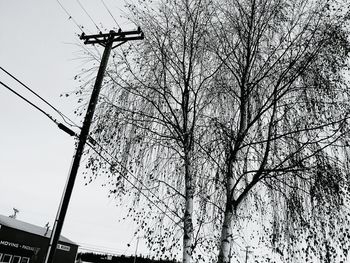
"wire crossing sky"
0,0,148,256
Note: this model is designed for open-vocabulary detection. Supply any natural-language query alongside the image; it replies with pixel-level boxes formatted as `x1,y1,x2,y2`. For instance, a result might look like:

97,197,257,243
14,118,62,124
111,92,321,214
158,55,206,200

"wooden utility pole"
133,237,140,263
45,28,144,263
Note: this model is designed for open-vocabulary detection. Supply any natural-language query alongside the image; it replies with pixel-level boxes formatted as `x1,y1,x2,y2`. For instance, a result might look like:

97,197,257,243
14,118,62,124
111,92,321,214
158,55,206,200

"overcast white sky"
0,0,147,256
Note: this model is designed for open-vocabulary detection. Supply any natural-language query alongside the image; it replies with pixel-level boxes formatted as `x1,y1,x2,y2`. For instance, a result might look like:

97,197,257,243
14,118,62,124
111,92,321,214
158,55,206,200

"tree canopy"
75,0,350,262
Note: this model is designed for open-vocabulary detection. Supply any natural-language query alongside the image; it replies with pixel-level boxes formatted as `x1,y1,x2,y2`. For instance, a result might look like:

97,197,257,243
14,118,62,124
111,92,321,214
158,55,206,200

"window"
20,257,29,263
12,256,21,263
2,254,12,263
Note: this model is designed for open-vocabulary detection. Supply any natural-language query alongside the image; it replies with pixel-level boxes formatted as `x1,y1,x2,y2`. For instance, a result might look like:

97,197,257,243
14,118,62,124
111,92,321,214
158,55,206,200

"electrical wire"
78,242,124,252
0,80,77,137
86,140,182,227
0,68,179,224
0,72,181,228
78,242,125,255
89,138,183,221
78,246,122,255
56,0,84,33
0,80,59,125
76,0,101,32
100,0,121,28
0,66,79,128
87,140,181,226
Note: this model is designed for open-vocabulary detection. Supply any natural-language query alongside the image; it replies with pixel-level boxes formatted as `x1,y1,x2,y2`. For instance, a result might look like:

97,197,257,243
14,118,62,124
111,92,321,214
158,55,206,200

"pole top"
80,27,144,45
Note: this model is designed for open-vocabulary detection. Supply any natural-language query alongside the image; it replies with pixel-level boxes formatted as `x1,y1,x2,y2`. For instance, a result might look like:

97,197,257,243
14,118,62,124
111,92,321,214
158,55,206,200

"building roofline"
0,214,77,245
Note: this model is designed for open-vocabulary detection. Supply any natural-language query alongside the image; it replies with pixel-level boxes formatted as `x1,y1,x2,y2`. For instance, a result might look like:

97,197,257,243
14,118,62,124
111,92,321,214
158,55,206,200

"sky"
0,0,147,257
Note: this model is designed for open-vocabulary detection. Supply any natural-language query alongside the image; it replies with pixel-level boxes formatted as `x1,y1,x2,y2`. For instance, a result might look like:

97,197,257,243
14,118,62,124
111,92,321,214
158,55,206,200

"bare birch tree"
76,0,350,262
202,0,350,262
80,0,220,262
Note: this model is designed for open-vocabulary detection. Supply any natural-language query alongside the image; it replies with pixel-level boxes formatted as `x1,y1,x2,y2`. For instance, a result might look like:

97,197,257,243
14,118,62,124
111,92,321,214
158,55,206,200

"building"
0,214,78,263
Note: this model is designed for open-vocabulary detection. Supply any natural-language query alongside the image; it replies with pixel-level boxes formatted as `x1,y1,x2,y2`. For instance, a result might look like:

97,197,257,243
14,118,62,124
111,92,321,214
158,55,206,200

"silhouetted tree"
203,0,350,262
80,0,219,262
76,0,350,262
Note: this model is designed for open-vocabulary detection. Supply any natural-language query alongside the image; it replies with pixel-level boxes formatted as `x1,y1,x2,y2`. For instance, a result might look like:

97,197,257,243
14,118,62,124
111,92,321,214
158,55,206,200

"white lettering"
57,244,70,251
0,240,39,252
0,240,19,248
20,245,36,251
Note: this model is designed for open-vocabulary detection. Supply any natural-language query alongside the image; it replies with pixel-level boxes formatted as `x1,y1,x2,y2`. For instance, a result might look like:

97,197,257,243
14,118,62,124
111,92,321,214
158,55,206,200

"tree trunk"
183,151,194,263
217,177,234,263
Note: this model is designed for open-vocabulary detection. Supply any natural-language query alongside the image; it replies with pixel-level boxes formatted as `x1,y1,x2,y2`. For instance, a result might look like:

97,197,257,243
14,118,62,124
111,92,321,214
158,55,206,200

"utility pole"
44,28,144,263
133,236,140,263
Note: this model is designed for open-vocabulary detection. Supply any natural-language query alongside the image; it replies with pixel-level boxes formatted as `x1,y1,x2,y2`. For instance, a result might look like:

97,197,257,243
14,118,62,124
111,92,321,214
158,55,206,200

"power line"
0,80,58,124
79,242,124,252
1,74,182,238
1,68,182,236
78,242,125,255
78,246,123,256
100,0,121,28
1,58,179,262
86,140,182,227
90,138,183,221
78,30,155,200
76,0,101,32
0,66,79,128
0,80,76,137
56,0,84,33
0,70,182,228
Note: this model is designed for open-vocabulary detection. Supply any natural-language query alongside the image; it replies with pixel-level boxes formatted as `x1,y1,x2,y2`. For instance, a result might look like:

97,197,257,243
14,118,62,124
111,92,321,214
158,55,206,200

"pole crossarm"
80,28,144,47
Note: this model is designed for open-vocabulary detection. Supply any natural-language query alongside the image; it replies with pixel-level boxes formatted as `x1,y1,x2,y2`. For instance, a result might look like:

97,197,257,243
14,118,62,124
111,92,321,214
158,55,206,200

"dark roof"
0,214,76,245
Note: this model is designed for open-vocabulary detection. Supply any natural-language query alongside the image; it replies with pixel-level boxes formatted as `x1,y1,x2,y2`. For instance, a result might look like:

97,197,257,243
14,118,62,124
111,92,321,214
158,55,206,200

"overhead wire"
89,138,183,220
0,80,77,137
0,80,59,125
0,66,79,128
86,140,182,227
2,1,181,246
56,0,84,33
100,0,121,28
0,69,175,220
0,69,182,229
78,246,122,255
84,136,185,250
76,0,101,32
78,242,125,255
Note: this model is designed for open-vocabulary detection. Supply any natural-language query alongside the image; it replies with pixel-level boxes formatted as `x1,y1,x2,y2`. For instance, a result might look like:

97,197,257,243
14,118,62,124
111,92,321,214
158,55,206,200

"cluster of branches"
77,0,350,262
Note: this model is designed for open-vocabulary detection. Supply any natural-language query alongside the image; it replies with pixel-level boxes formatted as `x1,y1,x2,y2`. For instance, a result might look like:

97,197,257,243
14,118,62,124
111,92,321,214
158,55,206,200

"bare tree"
80,0,220,261
76,0,350,262
202,0,350,262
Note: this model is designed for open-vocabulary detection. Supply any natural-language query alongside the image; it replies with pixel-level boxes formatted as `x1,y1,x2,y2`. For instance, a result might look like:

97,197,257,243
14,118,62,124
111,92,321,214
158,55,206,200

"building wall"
0,225,78,263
